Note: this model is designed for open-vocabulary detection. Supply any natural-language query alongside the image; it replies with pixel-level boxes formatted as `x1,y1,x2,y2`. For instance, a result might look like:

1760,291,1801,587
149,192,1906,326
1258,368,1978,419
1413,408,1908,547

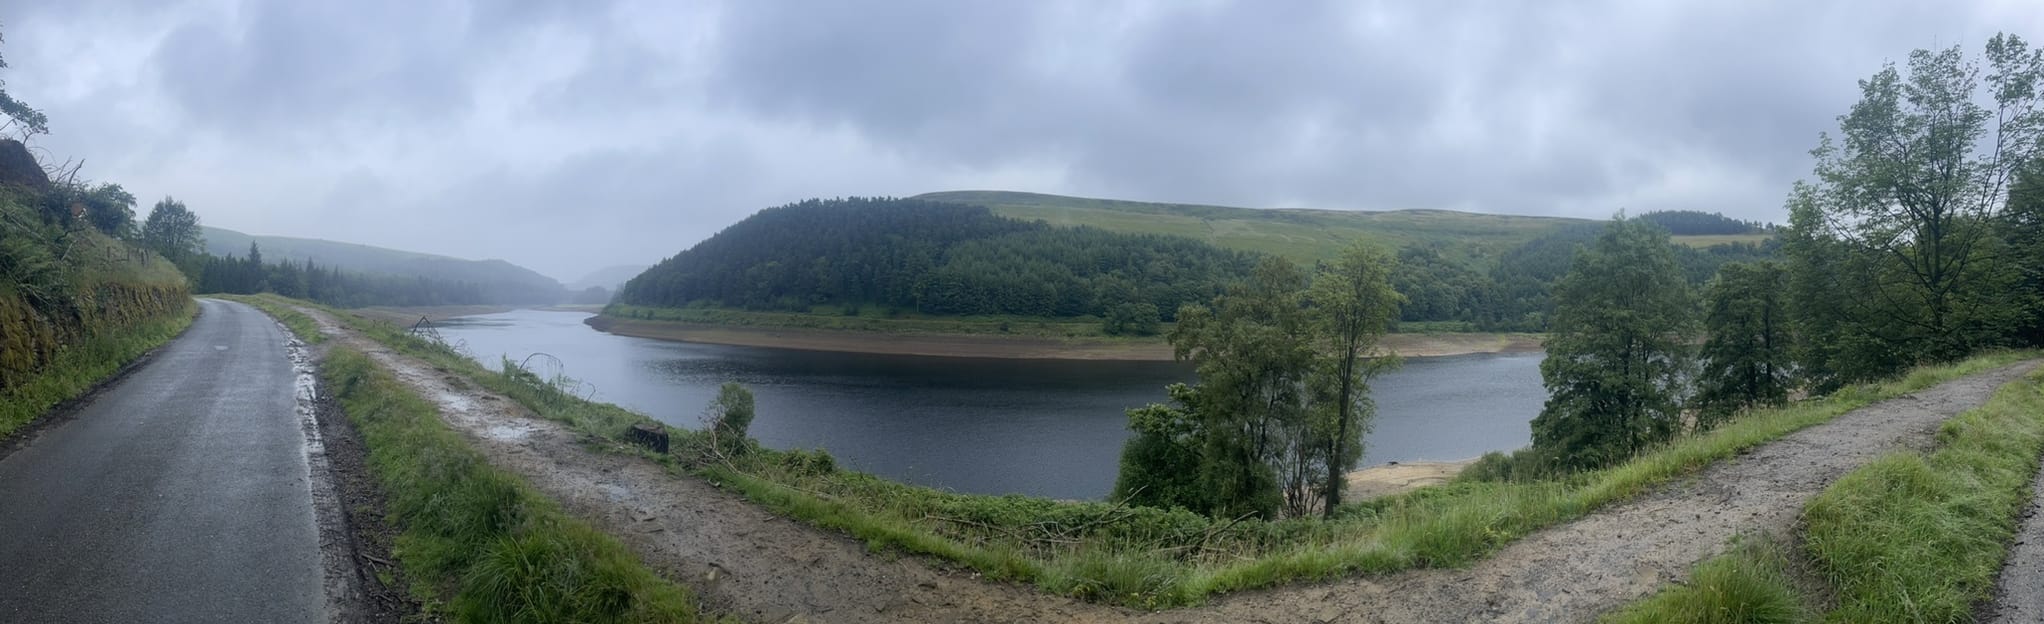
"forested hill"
201,226,566,304
613,197,1256,327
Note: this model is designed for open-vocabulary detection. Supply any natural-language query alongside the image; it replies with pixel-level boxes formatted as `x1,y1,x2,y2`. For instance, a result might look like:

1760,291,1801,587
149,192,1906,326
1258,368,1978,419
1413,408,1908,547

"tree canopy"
1530,217,1695,471
615,197,1257,323
1787,33,2043,385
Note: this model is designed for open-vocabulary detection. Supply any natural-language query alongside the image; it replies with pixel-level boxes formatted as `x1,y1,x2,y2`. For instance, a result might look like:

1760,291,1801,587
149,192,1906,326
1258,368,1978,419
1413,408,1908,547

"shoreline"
347,303,604,326
584,314,1543,361
1344,459,1478,500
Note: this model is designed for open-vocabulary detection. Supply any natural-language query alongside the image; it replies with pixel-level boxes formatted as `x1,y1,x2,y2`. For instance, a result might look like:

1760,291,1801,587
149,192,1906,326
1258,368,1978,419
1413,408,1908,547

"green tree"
2009,162,2044,346
1110,383,1209,511
1787,34,2042,380
1695,261,1791,425
707,382,756,445
1102,301,1161,336
1304,244,1401,516
77,183,135,238
0,26,48,139
141,196,204,276
1164,257,1315,519
1531,216,1695,471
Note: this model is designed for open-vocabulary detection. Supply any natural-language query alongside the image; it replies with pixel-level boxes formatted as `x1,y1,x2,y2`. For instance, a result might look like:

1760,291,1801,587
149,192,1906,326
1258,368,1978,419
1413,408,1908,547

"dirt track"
1987,436,2044,623
299,304,2037,623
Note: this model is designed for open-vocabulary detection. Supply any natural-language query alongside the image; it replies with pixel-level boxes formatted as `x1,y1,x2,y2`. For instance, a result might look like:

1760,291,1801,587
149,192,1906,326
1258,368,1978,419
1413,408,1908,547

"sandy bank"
348,305,517,325
1344,459,1477,501
585,315,1543,361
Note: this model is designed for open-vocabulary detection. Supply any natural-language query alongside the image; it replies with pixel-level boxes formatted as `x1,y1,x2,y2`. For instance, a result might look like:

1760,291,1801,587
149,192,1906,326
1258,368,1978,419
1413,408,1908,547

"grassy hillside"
1,186,194,437
202,225,565,299
916,190,1763,265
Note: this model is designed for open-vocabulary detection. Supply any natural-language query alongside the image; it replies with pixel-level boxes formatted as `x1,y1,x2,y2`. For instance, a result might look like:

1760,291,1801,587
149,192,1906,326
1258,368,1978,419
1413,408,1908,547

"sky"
5,1,2041,283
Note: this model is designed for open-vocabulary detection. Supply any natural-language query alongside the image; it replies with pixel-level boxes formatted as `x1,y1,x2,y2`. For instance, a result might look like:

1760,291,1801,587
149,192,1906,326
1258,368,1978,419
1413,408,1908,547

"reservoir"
435,309,1547,500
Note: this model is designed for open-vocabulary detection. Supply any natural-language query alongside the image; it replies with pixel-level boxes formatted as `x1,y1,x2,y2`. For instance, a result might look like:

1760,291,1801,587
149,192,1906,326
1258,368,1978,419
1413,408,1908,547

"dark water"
436,309,1547,500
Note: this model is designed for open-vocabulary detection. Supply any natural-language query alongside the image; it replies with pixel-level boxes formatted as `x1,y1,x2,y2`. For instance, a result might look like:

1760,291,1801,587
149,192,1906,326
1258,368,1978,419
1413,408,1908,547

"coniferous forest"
616,196,1777,333
614,197,1259,331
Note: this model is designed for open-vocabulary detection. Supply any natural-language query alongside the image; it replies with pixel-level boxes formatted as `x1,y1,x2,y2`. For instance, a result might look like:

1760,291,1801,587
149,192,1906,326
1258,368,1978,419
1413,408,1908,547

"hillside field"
916,190,1764,265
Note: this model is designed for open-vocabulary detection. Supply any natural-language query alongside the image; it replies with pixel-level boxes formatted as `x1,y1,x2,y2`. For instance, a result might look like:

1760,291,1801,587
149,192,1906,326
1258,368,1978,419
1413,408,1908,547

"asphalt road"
0,299,326,623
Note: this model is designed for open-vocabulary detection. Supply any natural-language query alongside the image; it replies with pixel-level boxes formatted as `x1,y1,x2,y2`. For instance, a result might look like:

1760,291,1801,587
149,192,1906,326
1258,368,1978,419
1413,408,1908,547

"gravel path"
1986,436,2044,623
1154,360,2039,624
301,304,2038,623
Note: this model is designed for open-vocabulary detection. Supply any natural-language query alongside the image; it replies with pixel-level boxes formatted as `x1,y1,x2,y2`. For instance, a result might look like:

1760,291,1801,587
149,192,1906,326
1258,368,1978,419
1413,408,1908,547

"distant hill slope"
201,226,565,304
914,190,1762,264
569,264,652,292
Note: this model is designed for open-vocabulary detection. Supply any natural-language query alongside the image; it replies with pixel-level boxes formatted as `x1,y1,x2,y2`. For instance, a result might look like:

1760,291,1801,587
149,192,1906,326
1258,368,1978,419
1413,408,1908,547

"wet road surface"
0,299,325,623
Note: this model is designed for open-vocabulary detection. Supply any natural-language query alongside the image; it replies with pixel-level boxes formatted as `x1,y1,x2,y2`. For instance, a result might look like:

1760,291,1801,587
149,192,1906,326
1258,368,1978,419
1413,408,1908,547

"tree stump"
626,422,669,454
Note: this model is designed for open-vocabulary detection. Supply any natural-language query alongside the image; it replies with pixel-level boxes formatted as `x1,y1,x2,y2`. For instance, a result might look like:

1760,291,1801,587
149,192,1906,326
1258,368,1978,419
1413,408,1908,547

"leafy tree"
141,196,204,276
1531,217,1695,471
707,382,756,442
2008,162,2044,346
1787,34,2042,381
1102,302,1161,336
1161,258,1316,519
75,182,135,238
1304,244,1401,516
1110,383,1209,511
1389,245,1492,324
1695,261,1792,425
1636,210,1766,235
0,27,48,140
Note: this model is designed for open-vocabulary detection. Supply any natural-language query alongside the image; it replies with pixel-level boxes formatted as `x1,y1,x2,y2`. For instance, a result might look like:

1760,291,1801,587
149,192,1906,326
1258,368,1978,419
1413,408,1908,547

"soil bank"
586,315,1544,361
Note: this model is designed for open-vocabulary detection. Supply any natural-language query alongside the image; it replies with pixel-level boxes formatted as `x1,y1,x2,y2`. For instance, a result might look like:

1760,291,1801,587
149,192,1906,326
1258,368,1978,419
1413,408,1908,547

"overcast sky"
6,1,2040,282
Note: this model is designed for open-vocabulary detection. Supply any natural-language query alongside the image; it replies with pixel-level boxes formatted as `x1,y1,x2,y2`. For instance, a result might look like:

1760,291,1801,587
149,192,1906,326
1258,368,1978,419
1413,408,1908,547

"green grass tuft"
1602,539,1806,624
1804,366,2044,623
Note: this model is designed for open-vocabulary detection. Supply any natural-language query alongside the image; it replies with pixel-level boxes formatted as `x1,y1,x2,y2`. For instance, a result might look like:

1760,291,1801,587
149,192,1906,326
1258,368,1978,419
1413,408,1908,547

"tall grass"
322,347,707,623
1601,364,2044,623
1602,538,1806,624
309,293,2034,609
1804,366,2044,622
0,300,195,438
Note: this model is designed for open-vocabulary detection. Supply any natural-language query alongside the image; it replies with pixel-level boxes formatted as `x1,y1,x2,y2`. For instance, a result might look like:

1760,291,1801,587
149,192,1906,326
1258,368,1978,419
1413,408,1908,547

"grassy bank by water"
321,345,708,622
295,292,2026,609
1606,364,2044,623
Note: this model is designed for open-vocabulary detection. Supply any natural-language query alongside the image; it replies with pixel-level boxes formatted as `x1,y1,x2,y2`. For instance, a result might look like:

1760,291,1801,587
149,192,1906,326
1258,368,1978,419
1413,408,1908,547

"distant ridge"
912,190,1596,266
201,226,566,303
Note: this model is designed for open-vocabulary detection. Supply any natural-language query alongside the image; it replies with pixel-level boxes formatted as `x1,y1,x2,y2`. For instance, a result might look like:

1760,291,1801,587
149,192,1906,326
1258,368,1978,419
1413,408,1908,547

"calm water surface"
437,309,1546,500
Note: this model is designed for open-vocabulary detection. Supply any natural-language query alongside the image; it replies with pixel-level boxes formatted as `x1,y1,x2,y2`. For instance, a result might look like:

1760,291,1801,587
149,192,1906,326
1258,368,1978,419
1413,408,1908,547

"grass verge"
311,293,2032,609
322,346,707,622
1804,365,2044,622
0,300,195,439
1602,364,2044,623
1601,537,1807,624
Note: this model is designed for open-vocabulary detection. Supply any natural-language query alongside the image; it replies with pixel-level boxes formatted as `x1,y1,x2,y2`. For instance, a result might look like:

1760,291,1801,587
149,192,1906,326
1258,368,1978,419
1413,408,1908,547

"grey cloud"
4,0,2039,280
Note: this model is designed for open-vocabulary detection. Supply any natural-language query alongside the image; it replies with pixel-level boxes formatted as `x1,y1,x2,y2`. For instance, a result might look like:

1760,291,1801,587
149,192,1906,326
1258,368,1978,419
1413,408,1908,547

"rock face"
0,139,49,192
